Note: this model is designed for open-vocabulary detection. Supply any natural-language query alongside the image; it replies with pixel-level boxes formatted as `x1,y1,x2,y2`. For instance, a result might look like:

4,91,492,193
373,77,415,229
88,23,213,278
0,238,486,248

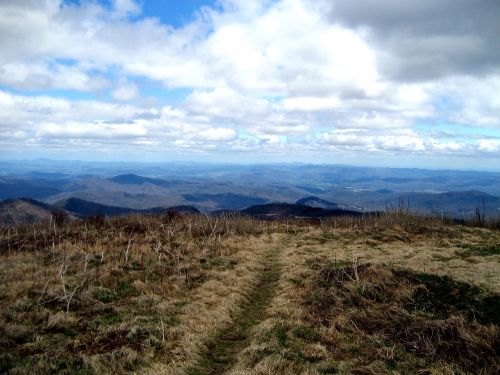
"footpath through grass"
189,237,288,374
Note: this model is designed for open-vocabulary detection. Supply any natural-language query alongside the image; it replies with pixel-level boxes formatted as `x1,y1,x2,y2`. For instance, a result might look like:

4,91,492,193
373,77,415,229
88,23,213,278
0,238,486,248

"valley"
1,162,500,221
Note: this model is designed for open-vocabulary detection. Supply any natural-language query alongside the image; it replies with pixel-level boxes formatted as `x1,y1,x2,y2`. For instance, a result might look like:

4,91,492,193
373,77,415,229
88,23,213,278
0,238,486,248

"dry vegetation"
0,212,499,374
228,214,500,375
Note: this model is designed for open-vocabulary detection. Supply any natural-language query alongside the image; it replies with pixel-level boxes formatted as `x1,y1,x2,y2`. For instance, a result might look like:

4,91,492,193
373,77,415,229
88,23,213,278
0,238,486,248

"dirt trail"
189,236,288,375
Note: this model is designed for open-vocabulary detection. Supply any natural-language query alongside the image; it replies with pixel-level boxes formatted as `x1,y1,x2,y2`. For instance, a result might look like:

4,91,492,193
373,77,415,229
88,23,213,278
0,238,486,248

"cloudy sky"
1,0,499,169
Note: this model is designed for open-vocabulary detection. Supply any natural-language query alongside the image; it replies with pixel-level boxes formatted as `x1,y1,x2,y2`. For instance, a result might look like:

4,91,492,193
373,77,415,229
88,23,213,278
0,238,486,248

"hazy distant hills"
0,198,71,226
2,161,500,194
0,196,203,225
108,174,189,189
1,162,500,217
387,190,500,216
241,203,363,218
0,197,364,226
2,190,500,226
296,196,339,209
55,197,200,218
0,178,63,200
109,174,166,185
183,193,267,209
295,196,363,211
55,197,140,217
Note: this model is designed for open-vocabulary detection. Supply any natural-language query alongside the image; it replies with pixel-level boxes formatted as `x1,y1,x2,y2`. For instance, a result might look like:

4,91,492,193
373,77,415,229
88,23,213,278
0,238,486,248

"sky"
0,0,499,170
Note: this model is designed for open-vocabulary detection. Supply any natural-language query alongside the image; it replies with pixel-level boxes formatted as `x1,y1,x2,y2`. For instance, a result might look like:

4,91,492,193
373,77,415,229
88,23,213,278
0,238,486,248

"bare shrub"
51,210,69,227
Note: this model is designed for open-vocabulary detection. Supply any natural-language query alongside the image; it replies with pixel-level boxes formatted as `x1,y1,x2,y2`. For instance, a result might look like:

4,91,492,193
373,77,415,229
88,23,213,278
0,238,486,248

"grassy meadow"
0,213,498,374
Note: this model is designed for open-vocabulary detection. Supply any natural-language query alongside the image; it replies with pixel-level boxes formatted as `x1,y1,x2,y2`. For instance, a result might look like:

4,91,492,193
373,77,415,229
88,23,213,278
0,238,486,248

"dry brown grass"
227,216,500,375
302,263,499,373
0,214,282,374
309,221,500,292
0,212,498,374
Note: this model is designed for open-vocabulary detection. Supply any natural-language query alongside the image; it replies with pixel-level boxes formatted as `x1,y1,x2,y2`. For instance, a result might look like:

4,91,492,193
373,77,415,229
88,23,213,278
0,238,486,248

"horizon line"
2,158,500,174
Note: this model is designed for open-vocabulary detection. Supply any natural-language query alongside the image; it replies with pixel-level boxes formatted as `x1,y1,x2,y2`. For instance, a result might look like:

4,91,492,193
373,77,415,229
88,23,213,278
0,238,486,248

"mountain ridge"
55,197,200,217
0,198,73,226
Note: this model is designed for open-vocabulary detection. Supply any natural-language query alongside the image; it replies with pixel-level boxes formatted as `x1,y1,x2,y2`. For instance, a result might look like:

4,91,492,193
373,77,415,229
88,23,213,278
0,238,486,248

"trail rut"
189,237,287,374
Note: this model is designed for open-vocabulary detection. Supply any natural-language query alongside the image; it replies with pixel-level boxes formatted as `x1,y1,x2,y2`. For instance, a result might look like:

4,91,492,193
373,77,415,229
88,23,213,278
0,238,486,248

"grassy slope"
0,214,499,374
230,219,500,374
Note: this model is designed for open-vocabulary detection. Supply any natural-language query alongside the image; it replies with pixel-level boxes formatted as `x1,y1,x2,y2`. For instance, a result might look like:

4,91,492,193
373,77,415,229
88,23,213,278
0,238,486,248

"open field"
0,213,499,374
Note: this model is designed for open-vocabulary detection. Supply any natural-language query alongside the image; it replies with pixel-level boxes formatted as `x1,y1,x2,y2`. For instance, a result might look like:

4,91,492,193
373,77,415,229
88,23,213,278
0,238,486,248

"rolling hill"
295,196,363,211
55,197,138,217
1,163,500,216
182,193,268,209
108,174,188,188
0,198,71,226
241,203,364,218
0,179,62,200
386,190,500,216
295,196,340,209
54,197,199,217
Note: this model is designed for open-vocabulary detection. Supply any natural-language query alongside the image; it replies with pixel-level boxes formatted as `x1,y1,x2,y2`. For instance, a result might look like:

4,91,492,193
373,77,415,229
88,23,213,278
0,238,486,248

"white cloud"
477,139,500,153
112,81,139,101
112,0,141,19
184,88,271,119
36,122,147,139
282,96,341,112
316,128,499,156
197,127,237,141
0,0,498,163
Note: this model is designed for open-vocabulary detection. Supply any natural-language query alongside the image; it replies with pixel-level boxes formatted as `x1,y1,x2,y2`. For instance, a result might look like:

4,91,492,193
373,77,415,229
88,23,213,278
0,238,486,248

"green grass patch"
457,244,500,257
288,278,304,286
174,300,189,308
200,257,237,270
321,232,342,241
305,256,327,270
410,272,500,325
291,325,318,341
88,311,124,330
162,315,181,327
92,287,118,303
273,325,288,347
116,281,140,298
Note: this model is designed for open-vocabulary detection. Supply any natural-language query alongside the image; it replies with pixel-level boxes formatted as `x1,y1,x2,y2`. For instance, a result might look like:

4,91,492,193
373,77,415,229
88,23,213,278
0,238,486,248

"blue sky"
65,0,218,26
0,0,499,170
140,0,217,26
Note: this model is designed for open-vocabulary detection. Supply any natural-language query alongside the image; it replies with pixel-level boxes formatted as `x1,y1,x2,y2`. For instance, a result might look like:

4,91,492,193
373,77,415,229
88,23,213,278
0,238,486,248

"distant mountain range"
0,178,62,200
295,196,363,211
1,164,499,218
0,197,365,225
108,173,189,188
390,190,499,215
56,197,154,217
241,203,364,218
0,197,201,226
183,193,266,209
296,196,340,209
2,188,500,226
0,198,73,226
55,197,200,218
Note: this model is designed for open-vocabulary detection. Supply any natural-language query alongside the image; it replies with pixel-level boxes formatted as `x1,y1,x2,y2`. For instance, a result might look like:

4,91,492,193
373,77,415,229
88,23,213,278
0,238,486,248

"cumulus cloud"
112,80,139,101
329,0,500,81
36,122,147,139
112,0,141,19
197,127,237,141
0,0,498,164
